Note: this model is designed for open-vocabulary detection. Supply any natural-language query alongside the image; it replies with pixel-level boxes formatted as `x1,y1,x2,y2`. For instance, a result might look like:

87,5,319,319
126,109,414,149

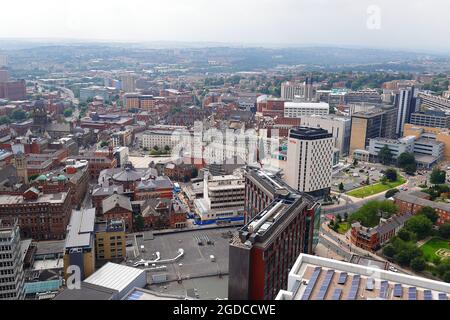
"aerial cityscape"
0,0,449,307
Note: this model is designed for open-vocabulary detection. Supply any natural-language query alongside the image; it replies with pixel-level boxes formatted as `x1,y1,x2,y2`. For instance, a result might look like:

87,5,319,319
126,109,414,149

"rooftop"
84,263,146,293
64,208,96,249
0,192,68,205
276,254,450,300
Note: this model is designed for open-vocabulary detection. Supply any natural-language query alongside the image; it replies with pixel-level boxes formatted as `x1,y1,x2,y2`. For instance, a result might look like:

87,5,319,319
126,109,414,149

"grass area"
346,177,406,198
420,237,450,262
336,222,350,234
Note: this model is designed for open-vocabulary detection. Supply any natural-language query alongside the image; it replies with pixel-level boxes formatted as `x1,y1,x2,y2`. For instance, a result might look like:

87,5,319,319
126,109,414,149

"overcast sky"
1,0,449,52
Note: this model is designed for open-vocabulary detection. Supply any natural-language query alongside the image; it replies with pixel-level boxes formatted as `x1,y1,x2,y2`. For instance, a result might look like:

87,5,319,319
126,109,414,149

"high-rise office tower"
286,127,334,198
229,167,319,300
395,86,417,136
349,109,385,154
0,219,25,300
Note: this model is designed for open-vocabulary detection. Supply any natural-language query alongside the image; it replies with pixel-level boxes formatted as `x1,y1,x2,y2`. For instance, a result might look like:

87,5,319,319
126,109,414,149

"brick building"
102,193,133,232
0,189,72,240
394,192,450,225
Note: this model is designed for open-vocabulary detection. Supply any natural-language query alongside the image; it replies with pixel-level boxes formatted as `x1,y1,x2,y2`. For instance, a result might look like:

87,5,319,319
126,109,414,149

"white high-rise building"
286,127,334,198
0,219,25,300
300,115,351,156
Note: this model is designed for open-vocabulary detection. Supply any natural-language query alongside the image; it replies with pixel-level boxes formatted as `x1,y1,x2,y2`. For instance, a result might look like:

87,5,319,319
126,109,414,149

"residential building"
394,192,450,225
276,254,450,300
228,192,318,300
111,129,133,147
0,219,25,300
350,213,413,251
63,208,96,281
286,127,334,198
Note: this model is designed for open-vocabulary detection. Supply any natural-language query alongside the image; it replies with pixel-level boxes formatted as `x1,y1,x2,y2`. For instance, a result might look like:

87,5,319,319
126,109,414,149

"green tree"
378,145,393,165
397,152,417,174
338,182,344,193
385,188,399,199
0,116,10,124
405,215,433,240
430,168,446,185
134,215,145,231
397,228,412,242
384,168,398,182
438,223,450,239
417,206,439,224
11,109,27,121
383,244,396,258
63,108,73,117
410,257,426,272
349,200,398,227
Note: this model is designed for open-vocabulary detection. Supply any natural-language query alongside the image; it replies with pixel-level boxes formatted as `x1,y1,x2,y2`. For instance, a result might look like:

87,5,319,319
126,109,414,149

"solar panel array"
423,290,433,300
408,287,417,300
379,281,389,299
331,288,342,300
338,272,348,285
438,293,447,300
126,290,144,300
301,266,322,300
346,275,360,300
393,284,403,297
316,270,335,300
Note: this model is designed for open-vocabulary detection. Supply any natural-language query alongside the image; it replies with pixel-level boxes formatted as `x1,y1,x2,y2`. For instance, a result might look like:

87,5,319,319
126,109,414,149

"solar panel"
366,277,375,291
423,290,433,301
346,275,360,300
331,288,342,300
379,281,389,299
301,266,322,300
438,293,447,300
316,269,335,300
338,272,348,284
408,287,417,300
393,284,403,297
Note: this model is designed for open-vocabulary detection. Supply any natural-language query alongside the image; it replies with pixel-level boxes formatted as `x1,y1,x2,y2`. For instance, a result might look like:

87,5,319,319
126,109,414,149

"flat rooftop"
0,192,68,205
277,254,450,301
126,227,235,298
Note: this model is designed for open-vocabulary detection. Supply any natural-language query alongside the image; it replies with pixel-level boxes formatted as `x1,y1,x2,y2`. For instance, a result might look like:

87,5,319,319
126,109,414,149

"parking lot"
332,161,386,192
